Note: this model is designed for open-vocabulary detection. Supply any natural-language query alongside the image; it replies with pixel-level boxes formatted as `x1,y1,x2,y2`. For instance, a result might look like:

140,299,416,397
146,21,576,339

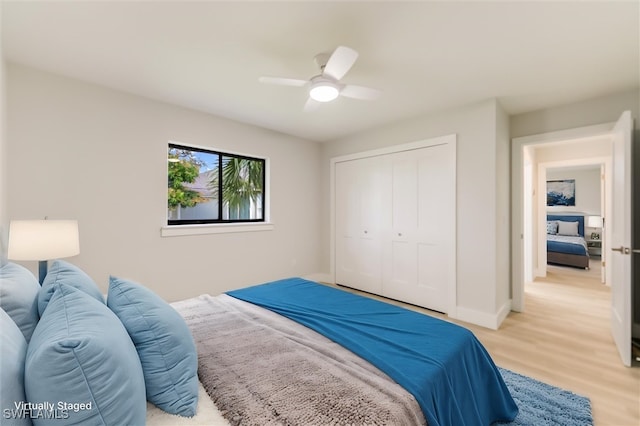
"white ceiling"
2,1,638,142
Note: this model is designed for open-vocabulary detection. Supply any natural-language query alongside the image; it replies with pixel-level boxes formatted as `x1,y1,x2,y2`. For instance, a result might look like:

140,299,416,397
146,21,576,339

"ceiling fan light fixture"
309,81,339,102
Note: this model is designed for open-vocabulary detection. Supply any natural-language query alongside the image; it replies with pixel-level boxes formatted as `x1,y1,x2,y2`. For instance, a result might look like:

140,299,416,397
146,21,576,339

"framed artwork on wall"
547,179,576,206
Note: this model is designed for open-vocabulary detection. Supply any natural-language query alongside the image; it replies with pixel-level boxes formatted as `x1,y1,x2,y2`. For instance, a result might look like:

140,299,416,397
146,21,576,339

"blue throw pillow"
546,221,558,235
0,262,40,342
107,276,198,417
38,260,104,316
25,283,146,426
0,308,31,426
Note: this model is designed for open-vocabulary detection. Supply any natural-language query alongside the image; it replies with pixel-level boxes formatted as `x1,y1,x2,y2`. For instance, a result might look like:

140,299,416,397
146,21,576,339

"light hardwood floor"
336,261,640,426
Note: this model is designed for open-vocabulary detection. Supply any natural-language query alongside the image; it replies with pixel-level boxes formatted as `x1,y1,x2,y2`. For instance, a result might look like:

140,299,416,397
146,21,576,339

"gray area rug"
498,368,593,426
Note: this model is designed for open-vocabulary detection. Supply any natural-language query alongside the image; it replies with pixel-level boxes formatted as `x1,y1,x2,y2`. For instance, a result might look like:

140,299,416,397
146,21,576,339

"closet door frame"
330,134,457,316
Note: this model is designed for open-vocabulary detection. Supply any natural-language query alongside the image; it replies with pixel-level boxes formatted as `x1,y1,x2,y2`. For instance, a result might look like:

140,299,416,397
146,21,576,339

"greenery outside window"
168,143,266,225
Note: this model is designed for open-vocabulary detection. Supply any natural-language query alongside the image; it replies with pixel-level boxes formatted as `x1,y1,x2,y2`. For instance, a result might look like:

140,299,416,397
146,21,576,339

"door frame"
511,122,614,312
534,157,610,280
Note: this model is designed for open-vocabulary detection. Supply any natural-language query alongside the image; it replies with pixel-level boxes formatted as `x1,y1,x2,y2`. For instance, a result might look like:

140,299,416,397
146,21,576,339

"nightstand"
587,240,602,257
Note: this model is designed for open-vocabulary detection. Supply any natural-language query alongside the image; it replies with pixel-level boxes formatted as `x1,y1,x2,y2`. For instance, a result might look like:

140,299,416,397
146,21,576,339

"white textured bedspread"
147,382,229,426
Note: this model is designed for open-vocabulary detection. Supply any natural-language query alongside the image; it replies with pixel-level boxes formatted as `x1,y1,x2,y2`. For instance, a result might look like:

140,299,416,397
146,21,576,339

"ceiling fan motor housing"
309,76,340,102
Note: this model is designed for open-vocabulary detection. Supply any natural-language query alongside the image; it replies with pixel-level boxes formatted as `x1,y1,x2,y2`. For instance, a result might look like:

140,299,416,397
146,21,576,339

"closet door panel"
335,157,385,294
383,145,453,313
391,153,417,229
335,160,360,287
384,150,418,301
417,243,448,313
390,240,415,287
415,144,454,312
356,156,385,294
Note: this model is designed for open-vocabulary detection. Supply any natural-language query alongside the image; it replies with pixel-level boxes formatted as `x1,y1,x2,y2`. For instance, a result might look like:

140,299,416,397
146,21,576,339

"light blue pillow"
0,262,40,342
0,308,31,426
108,276,198,417
546,220,558,235
26,283,146,425
38,260,104,316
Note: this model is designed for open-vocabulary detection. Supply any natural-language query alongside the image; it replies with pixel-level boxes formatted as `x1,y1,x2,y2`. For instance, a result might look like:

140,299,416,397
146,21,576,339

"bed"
2,260,517,426
546,214,589,269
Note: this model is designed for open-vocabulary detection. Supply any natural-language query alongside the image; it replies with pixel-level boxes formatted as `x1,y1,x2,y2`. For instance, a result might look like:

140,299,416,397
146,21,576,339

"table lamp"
7,219,80,284
587,215,602,228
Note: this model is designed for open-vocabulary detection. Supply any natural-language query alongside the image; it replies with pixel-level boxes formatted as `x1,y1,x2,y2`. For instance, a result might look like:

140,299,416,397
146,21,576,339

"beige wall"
0,1,7,262
6,64,323,301
321,98,510,328
511,90,639,138
495,101,511,313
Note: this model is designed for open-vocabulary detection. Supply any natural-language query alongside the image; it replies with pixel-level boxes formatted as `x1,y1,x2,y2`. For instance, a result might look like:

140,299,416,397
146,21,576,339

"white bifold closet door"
335,155,386,295
335,138,455,313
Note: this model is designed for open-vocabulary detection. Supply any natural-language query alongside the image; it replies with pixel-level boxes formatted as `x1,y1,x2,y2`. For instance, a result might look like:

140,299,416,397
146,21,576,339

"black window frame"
167,143,266,226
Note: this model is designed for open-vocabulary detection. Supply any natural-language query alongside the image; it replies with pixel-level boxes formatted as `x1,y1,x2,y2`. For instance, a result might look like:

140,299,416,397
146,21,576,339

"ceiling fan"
259,46,381,111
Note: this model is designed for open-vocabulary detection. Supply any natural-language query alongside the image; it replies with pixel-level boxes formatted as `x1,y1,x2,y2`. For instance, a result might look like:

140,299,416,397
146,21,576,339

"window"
167,143,265,225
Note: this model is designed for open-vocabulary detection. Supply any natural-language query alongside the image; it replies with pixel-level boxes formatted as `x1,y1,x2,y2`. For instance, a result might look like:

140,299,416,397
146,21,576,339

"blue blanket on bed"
547,235,588,256
227,278,518,426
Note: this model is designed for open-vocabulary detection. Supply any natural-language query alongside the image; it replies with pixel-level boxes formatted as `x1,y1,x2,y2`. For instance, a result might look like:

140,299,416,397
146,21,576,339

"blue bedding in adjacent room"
227,278,518,426
546,214,588,256
547,235,588,255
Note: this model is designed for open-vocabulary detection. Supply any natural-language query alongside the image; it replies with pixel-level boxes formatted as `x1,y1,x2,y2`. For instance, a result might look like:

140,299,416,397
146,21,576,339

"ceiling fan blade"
340,84,381,100
303,97,320,112
259,76,307,87
323,46,358,81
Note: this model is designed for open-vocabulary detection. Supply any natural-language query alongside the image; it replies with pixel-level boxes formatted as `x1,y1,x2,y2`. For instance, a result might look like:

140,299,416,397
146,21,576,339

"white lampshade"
587,215,602,228
8,220,80,261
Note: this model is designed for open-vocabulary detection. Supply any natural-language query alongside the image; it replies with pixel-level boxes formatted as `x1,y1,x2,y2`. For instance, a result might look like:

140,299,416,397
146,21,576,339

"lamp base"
38,260,48,285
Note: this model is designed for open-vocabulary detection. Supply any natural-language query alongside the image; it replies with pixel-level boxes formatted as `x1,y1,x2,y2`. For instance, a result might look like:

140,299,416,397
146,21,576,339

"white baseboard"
496,299,512,328
452,299,512,330
302,272,333,284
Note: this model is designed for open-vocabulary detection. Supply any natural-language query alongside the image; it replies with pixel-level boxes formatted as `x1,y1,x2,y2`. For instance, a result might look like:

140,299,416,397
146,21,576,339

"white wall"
0,2,7,262
495,101,511,314
511,90,639,139
6,63,322,301
321,98,510,328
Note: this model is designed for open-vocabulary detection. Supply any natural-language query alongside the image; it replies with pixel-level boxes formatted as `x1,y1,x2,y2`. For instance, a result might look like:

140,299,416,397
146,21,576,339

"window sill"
161,222,274,237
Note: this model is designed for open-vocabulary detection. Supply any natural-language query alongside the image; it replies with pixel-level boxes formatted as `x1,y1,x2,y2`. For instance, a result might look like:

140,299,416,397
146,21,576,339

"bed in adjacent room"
546,214,589,269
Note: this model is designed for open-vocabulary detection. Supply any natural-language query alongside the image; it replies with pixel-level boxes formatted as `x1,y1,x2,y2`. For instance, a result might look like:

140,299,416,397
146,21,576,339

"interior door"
610,110,633,367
